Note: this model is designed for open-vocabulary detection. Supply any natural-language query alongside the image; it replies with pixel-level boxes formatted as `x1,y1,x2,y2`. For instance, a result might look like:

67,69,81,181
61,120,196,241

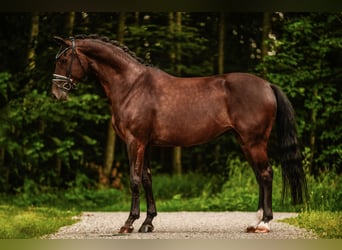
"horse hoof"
246,222,270,233
119,225,134,234
246,226,256,233
254,226,270,233
138,224,154,233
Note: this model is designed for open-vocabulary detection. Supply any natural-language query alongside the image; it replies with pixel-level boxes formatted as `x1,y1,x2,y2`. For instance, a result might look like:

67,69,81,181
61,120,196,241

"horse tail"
270,84,308,205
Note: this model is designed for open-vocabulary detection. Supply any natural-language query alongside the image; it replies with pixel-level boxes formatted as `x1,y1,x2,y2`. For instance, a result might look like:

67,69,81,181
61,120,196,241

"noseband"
52,37,86,92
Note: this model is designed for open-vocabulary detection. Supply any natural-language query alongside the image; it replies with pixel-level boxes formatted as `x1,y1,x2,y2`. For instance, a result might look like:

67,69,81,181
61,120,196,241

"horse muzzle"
51,81,69,101
51,74,77,100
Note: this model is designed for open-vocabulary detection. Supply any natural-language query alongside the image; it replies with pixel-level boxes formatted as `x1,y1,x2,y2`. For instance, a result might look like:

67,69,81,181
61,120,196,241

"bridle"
52,37,86,92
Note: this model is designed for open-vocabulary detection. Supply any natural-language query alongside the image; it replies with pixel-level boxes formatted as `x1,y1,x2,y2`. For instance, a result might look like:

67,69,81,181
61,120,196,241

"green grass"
281,211,342,239
0,205,79,239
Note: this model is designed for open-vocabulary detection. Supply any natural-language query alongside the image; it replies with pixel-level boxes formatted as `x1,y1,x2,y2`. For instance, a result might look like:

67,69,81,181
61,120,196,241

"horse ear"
53,36,68,46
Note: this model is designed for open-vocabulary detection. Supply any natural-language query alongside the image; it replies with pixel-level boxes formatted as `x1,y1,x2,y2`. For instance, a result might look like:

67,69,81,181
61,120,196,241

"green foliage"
63,173,130,211
156,158,341,213
125,13,212,76
281,211,342,239
155,158,295,212
151,173,213,200
258,13,342,174
0,72,13,106
4,173,129,212
306,171,342,212
0,81,109,190
3,157,340,212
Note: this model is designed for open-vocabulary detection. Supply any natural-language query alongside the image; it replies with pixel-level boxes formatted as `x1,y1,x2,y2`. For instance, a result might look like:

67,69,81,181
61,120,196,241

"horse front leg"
119,140,145,234
138,148,157,233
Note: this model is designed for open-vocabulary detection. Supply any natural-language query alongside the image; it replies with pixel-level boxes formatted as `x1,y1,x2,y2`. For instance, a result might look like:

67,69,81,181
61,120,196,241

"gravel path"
45,211,317,239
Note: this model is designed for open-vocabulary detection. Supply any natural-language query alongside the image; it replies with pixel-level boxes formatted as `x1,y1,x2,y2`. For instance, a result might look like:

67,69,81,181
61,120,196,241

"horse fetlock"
256,208,263,222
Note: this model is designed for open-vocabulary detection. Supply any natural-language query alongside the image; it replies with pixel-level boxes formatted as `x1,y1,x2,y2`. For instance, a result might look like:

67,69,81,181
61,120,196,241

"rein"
52,37,86,92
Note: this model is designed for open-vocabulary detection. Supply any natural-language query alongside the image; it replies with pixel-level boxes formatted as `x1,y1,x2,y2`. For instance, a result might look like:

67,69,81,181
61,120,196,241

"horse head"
51,36,88,100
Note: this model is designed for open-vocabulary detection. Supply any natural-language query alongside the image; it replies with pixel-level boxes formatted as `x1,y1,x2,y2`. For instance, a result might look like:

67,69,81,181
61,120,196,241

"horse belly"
151,110,232,147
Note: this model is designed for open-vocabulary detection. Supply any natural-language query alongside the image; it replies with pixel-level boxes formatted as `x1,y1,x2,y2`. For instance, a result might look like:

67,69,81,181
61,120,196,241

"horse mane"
74,34,151,66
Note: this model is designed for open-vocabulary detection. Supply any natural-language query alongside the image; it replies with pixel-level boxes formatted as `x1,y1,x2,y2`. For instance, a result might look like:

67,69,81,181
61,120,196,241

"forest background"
0,12,341,217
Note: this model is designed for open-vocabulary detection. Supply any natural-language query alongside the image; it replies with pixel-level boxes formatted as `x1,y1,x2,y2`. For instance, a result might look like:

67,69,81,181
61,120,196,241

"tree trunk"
175,12,182,74
169,12,183,176
309,89,317,173
218,12,225,75
134,12,140,26
66,12,75,36
261,12,272,75
27,12,39,73
117,12,125,42
0,148,4,169
101,12,126,186
173,146,182,176
214,12,226,164
102,119,116,183
169,12,176,66
24,12,40,176
27,12,39,93
174,12,183,175
261,12,271,58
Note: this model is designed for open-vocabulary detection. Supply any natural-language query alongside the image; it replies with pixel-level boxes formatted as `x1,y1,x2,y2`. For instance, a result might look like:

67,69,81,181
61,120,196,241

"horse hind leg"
241,141,273,233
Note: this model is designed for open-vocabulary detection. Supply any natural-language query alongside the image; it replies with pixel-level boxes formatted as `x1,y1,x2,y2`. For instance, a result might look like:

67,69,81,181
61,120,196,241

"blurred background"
0,12,340,213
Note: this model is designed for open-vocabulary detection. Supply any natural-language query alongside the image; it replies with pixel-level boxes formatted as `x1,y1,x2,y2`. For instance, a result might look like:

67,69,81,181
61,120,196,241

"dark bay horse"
51,35,307,234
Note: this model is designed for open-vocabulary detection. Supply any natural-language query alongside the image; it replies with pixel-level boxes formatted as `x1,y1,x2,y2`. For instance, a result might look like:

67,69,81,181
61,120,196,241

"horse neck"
79,39,146,103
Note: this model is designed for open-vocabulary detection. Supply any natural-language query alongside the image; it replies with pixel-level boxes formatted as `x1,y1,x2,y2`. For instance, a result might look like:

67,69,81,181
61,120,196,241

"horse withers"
51,35,307,234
